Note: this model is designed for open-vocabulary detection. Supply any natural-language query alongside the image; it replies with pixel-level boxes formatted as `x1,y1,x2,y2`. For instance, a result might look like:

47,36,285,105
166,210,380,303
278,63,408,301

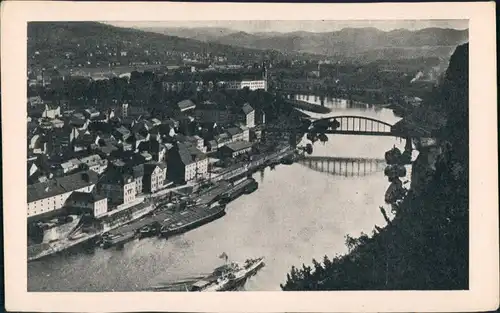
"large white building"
219,79,267,91
27,170,99,219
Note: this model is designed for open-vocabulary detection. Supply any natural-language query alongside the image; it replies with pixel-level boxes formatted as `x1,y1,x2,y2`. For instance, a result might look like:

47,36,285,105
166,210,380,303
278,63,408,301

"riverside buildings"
27,68,267,226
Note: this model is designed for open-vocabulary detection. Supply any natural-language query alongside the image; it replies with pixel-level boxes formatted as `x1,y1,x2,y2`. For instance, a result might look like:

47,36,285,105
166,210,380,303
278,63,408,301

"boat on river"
100,231,136,249
138,221,161,238
190,256,265,292
159,203,226,238
220,178,259,204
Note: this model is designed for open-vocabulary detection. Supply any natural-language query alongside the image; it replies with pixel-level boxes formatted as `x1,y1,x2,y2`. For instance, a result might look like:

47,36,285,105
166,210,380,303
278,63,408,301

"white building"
219,79,267,91
27,171,99,219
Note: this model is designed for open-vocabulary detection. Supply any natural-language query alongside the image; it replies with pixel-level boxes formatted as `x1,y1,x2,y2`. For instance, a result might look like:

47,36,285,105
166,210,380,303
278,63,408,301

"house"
28,96,43,107
78,154,103,173
143,162,167,193
226,127,244,142
112,126,131,142
56,158,82,175
96,144,119,159
98,170,137,205
167,142,208,183
146,139,167,162
66,191,108,218
218,141,253,158
150,118,162,127
27,170,99,219
177,99,196,112
194,106,236,125
241,103,255,128
206,139,218,152
185,135,206,153
43,103,61,119
51,119,65,129
84,108,101,120
129,164,144,195
214,133,231,148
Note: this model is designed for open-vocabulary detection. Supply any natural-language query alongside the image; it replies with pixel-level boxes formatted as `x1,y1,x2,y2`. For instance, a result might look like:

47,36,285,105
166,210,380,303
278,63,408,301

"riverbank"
285,99,331,114
28,144,295,262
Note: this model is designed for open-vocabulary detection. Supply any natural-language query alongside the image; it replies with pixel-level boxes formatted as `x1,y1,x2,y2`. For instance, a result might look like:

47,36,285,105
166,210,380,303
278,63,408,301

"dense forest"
281,43,469,290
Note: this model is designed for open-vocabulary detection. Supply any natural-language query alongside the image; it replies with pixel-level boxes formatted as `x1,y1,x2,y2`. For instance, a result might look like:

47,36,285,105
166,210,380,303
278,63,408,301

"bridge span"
265,115,400,137
298,156,386,177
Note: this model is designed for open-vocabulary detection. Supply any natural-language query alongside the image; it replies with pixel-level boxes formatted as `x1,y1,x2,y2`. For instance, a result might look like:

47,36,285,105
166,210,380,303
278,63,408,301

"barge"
160,203,226,238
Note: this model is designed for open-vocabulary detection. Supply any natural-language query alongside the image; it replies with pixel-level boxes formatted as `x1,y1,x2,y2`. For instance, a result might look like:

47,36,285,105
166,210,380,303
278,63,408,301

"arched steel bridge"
265,115,398,137
310,115,394,136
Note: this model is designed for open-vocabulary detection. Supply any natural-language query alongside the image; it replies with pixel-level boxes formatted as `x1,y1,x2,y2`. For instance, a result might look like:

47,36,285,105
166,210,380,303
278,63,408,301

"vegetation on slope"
281,43,469,290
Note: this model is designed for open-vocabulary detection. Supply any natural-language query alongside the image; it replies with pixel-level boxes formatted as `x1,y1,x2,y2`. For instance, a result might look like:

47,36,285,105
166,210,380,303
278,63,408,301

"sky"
106,20,468,33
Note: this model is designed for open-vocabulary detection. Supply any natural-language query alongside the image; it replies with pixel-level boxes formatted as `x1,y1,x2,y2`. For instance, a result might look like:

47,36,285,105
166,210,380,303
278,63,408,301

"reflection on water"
28,95,407,292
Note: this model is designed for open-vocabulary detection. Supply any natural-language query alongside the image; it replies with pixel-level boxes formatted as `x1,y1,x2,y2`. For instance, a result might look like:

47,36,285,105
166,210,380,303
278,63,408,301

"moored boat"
100,231,136,249
159,204,226,238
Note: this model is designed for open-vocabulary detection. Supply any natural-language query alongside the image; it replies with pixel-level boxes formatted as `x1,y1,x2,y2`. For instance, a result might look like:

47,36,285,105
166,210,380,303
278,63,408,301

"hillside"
27,22,270,70
145,26,468,62
281,43,469,290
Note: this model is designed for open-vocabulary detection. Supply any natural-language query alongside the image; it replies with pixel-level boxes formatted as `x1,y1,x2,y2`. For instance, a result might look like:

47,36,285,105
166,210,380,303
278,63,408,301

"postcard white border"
2,1,498,312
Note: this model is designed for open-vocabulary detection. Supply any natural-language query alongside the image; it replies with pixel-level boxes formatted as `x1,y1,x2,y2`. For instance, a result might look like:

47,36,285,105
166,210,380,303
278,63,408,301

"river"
27,95,410,292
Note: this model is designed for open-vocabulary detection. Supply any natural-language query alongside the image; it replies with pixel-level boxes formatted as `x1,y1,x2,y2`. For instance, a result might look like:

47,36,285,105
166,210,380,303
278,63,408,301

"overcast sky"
106,20,468,33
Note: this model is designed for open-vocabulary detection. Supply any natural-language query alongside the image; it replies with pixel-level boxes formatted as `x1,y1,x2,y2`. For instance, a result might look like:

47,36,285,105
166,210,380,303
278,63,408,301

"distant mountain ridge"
143,26,469,61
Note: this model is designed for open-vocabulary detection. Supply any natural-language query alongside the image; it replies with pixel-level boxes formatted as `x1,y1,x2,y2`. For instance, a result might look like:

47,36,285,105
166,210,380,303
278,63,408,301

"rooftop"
223,140,253,152
242,103,254,115
177,99,196,111
68,191,106,203
27,170,99,203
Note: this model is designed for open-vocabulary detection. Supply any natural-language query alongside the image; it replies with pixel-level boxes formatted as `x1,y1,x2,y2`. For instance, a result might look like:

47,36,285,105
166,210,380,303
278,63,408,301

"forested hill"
27,22,278,70
281,43,469,291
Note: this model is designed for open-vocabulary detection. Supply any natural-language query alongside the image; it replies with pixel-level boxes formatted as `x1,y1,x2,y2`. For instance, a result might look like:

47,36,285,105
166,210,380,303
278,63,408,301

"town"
26,58,306,260
24,20,472,296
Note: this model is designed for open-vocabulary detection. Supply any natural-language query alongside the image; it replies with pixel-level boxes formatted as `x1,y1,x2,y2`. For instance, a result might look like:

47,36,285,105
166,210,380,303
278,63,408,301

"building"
226,127,245,142
177,99,196,112
43,103,61,119
214,132,232,148
83,108,100,120
98,170,137,206
218,141,253,158
167,142,208,183
130,164,144,195
143,162,167,193
194,101,236,125
27,170,99,219
56,158,82,175
241,103,255,128
112,126,131,142
66,191,108,218
78,154,103,173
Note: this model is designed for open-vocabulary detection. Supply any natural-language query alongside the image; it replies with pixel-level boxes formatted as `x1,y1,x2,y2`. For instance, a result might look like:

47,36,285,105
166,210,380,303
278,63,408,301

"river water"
28,95,408,292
